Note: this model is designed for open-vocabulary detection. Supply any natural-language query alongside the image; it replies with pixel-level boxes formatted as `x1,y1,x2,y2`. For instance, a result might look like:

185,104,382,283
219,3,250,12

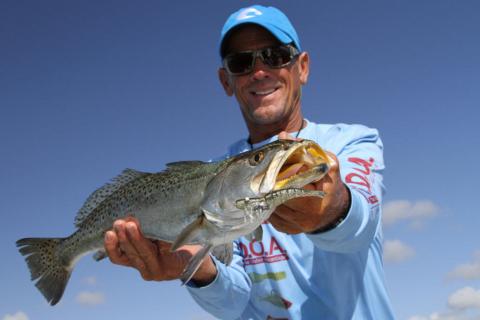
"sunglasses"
222,44,300,76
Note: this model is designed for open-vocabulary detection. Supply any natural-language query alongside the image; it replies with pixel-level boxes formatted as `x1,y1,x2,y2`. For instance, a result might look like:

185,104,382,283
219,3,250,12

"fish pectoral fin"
211,243,233,265
180,244,213,284
171,216,205,251
245,226,263,242
93,249,107,261
253,226,263,241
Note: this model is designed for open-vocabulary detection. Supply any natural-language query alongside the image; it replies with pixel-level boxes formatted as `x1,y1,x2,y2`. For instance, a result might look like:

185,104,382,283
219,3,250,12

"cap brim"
220,22,296,57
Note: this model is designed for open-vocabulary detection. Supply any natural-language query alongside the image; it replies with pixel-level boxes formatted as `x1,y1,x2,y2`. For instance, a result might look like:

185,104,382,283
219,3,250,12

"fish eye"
249,151,264,166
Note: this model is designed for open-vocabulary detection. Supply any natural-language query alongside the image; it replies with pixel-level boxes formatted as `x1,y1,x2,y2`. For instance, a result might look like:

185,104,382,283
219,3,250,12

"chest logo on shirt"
239,236,289,266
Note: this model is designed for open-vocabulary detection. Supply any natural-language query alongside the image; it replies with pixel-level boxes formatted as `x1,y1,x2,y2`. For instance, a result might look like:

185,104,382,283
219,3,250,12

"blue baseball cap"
220,5,301,57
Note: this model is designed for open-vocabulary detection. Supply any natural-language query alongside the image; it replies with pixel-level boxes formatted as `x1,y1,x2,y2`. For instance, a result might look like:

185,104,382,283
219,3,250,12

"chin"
251,114,284,126
251,107,286,123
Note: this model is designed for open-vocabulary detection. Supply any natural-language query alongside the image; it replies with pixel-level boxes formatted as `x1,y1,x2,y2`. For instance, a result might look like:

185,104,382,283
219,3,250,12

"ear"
297,52,310,85
218,68,234,96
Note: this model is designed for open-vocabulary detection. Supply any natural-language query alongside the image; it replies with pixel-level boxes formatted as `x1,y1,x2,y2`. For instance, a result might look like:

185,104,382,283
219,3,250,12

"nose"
250,57,270,80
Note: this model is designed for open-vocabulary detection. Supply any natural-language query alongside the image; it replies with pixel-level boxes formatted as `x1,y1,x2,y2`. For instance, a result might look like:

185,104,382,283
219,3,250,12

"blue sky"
1,1,479,319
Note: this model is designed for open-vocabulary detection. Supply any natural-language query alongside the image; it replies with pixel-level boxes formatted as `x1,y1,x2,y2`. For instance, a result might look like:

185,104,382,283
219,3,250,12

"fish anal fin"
180,244,213,284
93,249,107,261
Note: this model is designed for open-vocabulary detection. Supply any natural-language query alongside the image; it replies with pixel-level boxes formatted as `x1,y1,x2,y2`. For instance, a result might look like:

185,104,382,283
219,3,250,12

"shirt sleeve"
307,124,385,253
186,240,252,319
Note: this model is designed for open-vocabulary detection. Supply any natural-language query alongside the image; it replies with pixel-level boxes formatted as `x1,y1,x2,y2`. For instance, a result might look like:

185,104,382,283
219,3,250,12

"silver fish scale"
72,161,226,239
61,162,226,265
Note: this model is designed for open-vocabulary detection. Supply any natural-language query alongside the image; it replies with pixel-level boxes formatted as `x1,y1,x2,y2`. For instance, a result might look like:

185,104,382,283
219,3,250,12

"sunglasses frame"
222,44,300,76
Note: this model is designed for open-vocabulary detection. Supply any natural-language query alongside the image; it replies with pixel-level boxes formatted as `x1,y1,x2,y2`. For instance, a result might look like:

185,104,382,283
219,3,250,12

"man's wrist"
309,184,351,234
189,256,218,287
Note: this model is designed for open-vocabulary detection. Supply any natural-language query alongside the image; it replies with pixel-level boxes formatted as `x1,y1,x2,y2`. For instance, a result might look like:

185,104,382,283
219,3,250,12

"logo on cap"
236,7,263,20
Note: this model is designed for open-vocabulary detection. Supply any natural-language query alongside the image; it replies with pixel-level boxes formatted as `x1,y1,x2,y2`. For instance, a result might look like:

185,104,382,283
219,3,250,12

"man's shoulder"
217,122,381,159
305,121,381,151
308,121,379,137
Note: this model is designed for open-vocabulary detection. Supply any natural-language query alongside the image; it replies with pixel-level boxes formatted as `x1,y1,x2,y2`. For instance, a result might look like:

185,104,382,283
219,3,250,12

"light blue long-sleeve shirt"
187,120,396,320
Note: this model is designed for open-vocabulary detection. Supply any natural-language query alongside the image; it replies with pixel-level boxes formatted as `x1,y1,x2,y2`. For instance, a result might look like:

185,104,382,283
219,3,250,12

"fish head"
202,139,331,218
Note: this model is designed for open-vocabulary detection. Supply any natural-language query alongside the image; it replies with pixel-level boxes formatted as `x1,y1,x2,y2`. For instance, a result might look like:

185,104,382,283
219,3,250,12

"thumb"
325,151,341,177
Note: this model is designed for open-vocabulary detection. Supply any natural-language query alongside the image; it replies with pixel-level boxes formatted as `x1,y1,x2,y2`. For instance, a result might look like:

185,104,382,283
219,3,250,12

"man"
104,5,395,319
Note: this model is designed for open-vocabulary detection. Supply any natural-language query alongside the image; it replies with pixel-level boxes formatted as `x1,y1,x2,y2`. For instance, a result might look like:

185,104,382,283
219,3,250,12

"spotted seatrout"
17,139,331,305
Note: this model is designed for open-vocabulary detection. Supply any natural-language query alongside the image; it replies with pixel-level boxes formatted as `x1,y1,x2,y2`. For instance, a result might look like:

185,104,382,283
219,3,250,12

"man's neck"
247,113,305,144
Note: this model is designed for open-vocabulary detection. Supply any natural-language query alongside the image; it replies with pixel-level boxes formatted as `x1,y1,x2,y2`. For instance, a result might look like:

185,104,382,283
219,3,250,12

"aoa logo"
236,7,263,20
239,236,289,266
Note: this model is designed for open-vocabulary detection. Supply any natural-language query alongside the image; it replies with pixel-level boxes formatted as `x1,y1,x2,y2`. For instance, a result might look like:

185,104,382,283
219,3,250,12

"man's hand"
269,132,351,234
104,217,217,286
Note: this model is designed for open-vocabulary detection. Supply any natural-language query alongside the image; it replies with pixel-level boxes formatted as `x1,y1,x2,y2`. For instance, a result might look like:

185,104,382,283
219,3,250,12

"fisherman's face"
219,25,309,128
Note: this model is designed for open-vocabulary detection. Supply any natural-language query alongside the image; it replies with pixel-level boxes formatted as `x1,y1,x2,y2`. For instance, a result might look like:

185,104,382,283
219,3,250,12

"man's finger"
104,230,130,266
325,151,341,175
113,220,148,269
125,221,161,277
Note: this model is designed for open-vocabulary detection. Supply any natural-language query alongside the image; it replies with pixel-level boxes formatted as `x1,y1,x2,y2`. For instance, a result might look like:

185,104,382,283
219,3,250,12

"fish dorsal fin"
165,161,206,171
74,169,148,227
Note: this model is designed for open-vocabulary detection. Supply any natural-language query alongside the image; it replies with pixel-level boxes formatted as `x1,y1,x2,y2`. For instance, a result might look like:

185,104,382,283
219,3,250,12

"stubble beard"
247,104,289,127
246,89,301,127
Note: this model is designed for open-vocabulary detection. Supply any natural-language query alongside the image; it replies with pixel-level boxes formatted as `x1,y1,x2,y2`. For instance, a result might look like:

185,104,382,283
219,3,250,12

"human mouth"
250,87,278,96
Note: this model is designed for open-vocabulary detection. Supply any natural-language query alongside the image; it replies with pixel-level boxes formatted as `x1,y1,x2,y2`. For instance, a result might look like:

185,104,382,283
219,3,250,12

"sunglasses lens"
263,46,295,68
223,45,298,75
225,52,254,75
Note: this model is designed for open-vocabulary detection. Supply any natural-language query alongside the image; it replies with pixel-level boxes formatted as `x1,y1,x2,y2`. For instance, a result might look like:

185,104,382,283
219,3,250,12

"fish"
16,139,331,305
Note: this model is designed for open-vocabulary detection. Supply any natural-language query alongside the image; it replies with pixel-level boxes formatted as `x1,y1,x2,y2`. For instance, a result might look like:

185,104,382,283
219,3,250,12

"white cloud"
75,291,105,306
384,239,415,263
409,287,480,320
383,200,440,227
448,287,480,310
449,251,480,280
2,311,29,320
408,311,478,320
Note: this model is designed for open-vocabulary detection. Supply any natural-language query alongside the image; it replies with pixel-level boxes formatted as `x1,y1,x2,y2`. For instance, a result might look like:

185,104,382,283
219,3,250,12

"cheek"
233,81,251,102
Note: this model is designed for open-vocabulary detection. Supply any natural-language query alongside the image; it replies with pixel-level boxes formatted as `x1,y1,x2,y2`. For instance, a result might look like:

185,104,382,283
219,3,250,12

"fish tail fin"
16,237,71,305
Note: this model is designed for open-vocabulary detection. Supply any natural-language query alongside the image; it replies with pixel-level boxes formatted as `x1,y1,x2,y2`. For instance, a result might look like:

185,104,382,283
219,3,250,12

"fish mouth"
257,140,331,194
